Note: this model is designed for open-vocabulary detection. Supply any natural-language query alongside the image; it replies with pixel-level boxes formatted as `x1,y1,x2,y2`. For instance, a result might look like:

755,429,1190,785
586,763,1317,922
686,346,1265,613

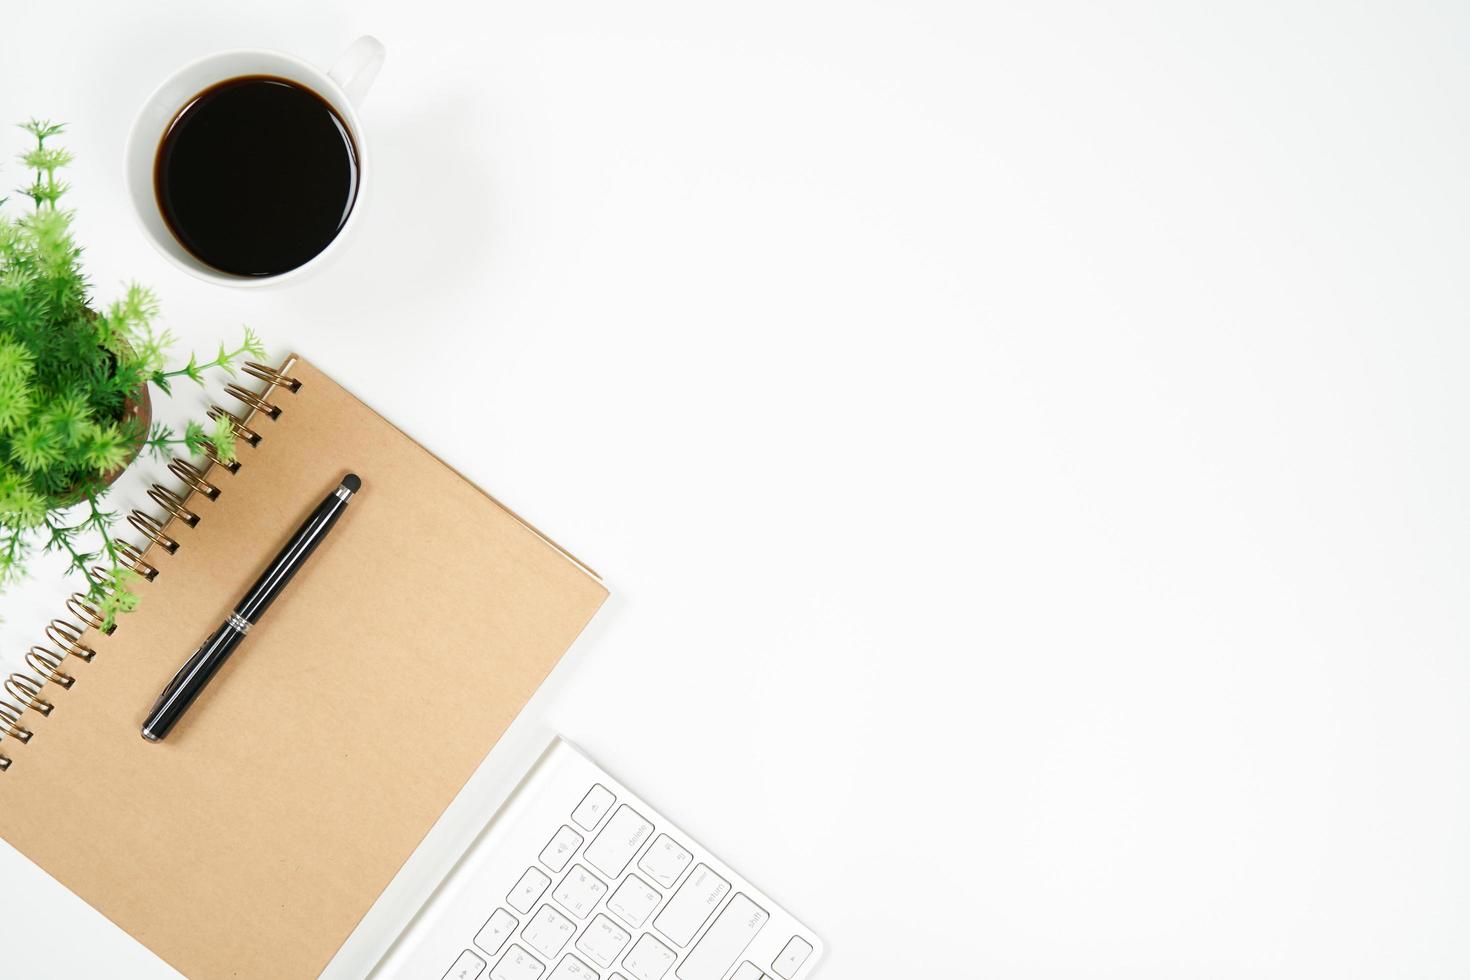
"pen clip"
149,642,209,716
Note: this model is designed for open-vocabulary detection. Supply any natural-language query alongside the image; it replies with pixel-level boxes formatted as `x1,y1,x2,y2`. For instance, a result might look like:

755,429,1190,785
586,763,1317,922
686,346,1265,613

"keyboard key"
637,835,693,889
731,966,765,980
445,949,487,980
491,945,546,980
508,868,553,914
573,784,617,830
622,934,677,980
553,864,608,919
540,825,585,873
770,937,813,978
653,864,730,947
547,954,599,980
576,913,632,968
675,894,769,980
475,909,520,956
607,875,662,929
522,904,578,960
585,805,654,879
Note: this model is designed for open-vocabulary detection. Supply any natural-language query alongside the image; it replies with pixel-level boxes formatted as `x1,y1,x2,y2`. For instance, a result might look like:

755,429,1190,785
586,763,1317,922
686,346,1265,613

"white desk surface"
3,1,1469,976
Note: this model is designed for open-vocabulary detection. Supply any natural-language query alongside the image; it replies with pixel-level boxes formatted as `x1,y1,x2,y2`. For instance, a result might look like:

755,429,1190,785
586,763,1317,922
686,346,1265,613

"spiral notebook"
0,355,608,978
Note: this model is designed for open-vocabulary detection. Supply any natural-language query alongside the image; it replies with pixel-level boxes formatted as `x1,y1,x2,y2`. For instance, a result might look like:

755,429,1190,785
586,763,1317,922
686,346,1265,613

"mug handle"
328,36,386,106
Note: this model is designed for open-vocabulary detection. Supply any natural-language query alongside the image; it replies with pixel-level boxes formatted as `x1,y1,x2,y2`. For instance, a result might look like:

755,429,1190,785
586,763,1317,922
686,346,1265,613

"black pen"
142,473,361,742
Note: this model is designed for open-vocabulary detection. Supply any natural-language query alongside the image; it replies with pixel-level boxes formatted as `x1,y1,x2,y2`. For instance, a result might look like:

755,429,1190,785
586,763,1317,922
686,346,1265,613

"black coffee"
155,75,359,277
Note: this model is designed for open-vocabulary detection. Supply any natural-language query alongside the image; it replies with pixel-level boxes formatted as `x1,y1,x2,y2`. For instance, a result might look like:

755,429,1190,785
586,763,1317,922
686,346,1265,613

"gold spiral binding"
224,382,282,419
117,541,159,581
5,674,52,716
66,592,114,635
0,702,32,743
204,441,241,474
129,510,179,553
168,458,221,500
243,360,302,392
208,405,261,446
147,484,199,526
46,619,93,662
1,357,300,773
25,646,74,689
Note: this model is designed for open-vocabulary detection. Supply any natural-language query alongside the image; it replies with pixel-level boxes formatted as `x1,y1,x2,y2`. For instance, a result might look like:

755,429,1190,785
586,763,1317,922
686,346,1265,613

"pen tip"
341,474,361,493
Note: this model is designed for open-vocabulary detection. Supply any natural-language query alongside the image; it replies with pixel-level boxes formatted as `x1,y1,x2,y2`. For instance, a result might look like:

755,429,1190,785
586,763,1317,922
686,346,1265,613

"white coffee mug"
125,37,386,287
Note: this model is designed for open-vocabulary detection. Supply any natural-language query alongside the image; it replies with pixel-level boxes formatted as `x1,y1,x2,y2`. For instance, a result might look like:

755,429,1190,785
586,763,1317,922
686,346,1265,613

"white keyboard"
372,737,823,980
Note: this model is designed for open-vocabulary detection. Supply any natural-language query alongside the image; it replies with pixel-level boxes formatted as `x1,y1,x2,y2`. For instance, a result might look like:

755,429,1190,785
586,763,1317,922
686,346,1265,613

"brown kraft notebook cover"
0,354,608,978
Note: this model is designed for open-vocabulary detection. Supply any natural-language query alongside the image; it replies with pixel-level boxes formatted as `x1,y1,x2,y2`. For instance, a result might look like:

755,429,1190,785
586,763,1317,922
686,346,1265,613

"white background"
2,0,1469,976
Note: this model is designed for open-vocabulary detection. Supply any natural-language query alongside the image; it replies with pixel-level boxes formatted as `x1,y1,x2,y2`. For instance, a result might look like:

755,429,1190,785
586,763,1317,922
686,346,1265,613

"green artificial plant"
0,119,265,625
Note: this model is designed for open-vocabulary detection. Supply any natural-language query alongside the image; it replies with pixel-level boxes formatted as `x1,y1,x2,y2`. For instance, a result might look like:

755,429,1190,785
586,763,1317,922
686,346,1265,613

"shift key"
675,894,768,980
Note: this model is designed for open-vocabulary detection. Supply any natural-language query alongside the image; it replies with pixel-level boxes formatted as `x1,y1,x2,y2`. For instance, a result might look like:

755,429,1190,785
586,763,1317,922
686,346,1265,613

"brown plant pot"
102,383,153,488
